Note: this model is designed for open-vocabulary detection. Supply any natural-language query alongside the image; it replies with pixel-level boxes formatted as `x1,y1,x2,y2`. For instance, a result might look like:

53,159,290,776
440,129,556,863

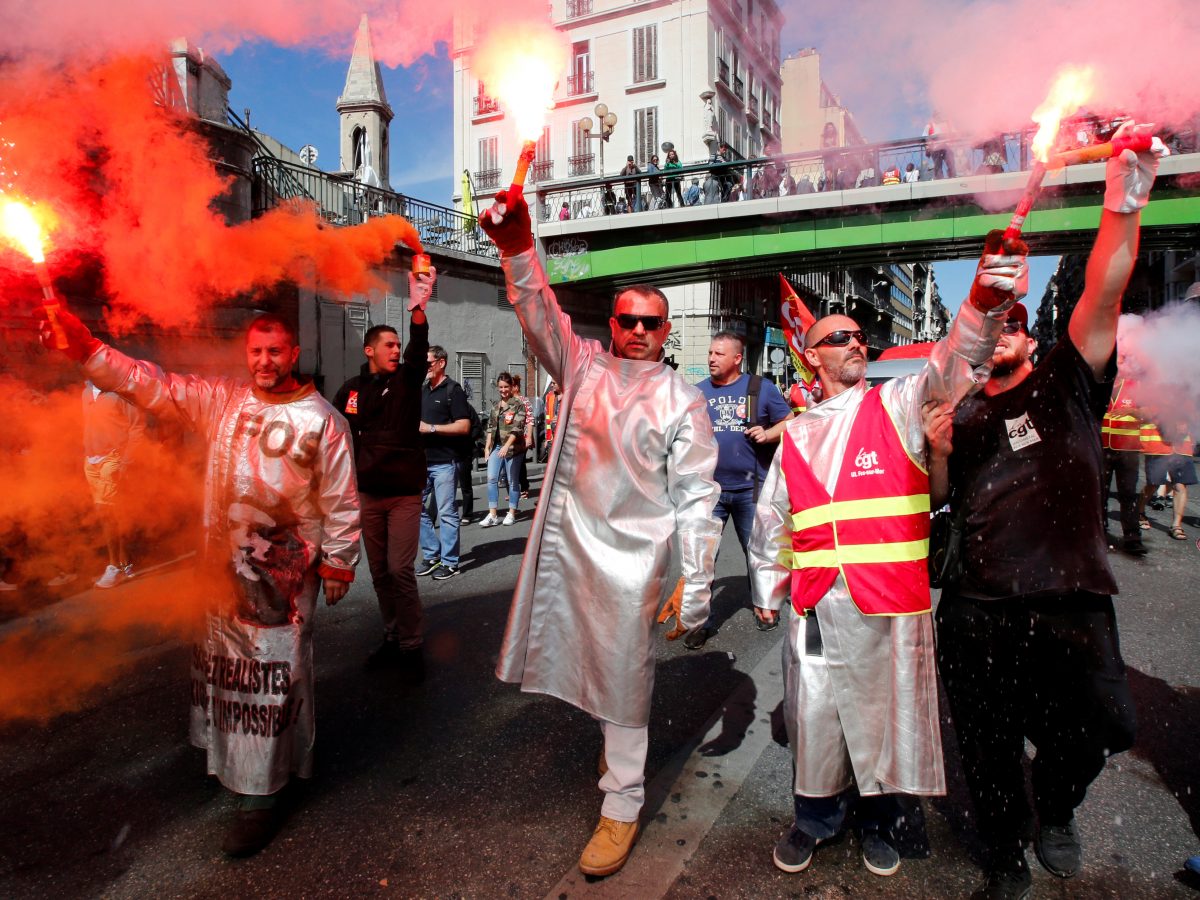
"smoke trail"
0,55,420,331
1119,302,1200,440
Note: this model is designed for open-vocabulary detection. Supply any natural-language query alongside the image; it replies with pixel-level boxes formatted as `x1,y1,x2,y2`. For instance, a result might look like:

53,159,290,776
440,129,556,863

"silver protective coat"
84,344,360,795
494,249,722,728
748,300,1005,796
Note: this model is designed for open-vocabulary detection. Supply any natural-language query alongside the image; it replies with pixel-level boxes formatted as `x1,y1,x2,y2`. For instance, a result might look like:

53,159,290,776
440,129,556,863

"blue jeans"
793,792,901,840
714,487,756,555
487,449,520,509
419,463,460,567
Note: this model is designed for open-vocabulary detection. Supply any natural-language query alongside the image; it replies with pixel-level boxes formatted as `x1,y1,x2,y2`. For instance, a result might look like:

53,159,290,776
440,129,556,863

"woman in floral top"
480,372,527,527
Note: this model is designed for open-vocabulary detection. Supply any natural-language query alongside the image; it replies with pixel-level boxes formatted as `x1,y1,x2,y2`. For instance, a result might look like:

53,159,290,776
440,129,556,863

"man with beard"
479,185,721,877
936,122,1165,899
747,237,1026,878
42,309,360,859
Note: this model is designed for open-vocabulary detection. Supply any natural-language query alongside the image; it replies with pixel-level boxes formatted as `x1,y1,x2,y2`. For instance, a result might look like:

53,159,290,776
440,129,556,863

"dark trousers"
457,457,474,520
361,492,423,648
794,791,902,840
936,591,1136,858
1103,449,1141,538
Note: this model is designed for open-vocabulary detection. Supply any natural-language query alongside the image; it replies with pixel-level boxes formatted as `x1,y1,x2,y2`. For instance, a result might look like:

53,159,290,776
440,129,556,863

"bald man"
747,235,1027,878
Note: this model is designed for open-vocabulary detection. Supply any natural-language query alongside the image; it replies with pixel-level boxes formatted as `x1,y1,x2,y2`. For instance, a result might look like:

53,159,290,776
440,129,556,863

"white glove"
407,265,436,312
969,249,1028,312
1104,121,1169,214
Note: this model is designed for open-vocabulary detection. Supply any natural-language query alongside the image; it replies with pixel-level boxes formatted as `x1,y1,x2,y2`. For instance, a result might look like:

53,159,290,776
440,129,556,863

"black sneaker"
221,807,279,858
972,854,1031,900
861,830,900,876
756,613,780,632
1149,498,1166,511
1035,819,1081,878
415,559,441,576
397,647,426,687
683,626,711,650
364,640,402,672
432,564,460,580
772,825,818,873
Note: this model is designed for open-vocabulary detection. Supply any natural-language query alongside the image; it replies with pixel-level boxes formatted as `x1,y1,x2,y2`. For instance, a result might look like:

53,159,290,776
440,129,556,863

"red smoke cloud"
0,55,421,331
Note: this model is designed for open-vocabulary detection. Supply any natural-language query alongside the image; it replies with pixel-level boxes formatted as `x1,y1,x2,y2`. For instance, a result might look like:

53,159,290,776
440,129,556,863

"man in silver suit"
41,307,367,859
480,184,722,878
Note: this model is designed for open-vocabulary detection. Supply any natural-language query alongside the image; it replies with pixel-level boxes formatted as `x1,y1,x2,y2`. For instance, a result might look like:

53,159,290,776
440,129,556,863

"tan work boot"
579,816,639,876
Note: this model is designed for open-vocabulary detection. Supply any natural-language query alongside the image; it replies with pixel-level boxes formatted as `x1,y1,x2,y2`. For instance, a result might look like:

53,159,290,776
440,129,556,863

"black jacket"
333,320,429,496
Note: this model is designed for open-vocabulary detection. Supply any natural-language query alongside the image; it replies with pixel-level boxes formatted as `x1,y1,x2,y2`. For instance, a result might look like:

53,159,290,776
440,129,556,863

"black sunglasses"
813,329,867,348
615,313,667,331
1001,320,1025,335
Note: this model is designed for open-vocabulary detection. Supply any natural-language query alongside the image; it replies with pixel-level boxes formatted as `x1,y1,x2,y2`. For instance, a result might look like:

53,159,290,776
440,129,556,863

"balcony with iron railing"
734,76,744,100
566,0,592,17
531,160,554,183
473,95,501,117
747,95,759,122
717,58,730,85
251,156,497,261
568,153,595,176
475,168,502,191
567,71,594,96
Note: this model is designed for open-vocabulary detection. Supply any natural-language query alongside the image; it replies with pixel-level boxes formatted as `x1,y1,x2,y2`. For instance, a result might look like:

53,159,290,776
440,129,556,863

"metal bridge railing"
532,121,1198,224
252,157,498,262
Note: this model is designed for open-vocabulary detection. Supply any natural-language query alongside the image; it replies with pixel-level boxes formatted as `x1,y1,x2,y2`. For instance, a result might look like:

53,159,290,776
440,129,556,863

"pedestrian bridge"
533,153,1200,291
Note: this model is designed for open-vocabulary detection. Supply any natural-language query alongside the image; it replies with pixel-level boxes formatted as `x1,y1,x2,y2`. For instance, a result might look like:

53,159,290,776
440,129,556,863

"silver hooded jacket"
748,300,1005,797
84,343,360,794
494,249,722,728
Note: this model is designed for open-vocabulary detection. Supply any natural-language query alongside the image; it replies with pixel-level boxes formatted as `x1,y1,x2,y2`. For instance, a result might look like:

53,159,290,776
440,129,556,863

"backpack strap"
746,374,764,500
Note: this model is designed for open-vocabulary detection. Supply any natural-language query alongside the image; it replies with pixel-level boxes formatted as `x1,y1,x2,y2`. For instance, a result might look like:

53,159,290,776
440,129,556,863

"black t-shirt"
949,337,1118,600
422,377,472,464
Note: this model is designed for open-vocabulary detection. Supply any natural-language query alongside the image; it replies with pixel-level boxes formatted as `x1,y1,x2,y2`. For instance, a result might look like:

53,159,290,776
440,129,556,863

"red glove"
39,307,100,363
479,185,534,257
968,229,1029,312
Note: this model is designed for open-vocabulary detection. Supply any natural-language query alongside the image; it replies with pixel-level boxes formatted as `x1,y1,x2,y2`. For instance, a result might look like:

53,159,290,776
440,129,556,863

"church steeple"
337,14,393,190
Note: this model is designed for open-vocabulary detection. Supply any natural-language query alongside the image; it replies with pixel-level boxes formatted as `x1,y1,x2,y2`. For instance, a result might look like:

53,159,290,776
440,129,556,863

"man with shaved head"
480,186,721,877
748,234,1028,878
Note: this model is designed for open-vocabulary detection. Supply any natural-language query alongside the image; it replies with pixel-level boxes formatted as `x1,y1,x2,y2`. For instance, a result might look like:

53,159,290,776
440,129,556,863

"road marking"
544,637,786,899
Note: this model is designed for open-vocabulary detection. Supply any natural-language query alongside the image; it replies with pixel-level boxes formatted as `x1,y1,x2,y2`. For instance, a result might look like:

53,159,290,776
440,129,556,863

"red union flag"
779,274,817,396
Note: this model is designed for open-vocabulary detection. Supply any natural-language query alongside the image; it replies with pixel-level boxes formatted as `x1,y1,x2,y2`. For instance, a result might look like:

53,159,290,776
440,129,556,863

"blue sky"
219,25,1057,318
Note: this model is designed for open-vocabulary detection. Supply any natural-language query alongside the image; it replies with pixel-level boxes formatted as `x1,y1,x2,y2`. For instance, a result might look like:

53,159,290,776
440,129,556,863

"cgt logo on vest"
850,446,884,478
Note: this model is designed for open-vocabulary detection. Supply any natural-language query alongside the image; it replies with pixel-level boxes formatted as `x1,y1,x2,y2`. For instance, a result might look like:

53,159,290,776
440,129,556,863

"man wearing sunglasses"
747,228,1029,878
936,122,1164,900
479,186,721,878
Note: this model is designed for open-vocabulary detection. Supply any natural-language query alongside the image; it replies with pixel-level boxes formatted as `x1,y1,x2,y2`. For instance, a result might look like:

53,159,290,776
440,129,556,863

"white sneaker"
95,565,125,589
0,579,16,592
479,513,500,528
47,572,78,588
502,510,517,526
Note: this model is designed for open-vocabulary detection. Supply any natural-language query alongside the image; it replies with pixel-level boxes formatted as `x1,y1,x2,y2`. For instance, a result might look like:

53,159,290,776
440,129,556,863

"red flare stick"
1046,132,1154,169
511,139,537,189
1003,161,1048,241
34,261,68,350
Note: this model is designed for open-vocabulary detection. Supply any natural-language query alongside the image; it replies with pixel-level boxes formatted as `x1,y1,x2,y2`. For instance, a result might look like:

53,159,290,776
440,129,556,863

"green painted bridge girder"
539,165,1200,289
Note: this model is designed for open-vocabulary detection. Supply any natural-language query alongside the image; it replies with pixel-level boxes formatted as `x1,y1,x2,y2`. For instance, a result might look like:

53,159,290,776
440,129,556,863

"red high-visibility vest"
1140,422,1172,455
882,167,901,185
779,387,931,616
1101,379,1143,452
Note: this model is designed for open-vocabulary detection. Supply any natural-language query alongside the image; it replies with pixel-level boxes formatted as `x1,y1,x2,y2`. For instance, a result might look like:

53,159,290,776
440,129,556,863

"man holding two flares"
37,297,417,857
936,121,1165,900
479,186,722,877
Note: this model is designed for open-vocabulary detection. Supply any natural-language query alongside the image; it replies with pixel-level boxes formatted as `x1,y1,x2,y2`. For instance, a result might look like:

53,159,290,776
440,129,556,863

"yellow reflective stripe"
790,494,930,532
780,539,929,569
1101,426,1140,435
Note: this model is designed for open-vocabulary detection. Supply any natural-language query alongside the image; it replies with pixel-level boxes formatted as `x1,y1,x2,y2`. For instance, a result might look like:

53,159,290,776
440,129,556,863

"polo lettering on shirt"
1005,412,1041,451
344,391,358,415
707,394,749,432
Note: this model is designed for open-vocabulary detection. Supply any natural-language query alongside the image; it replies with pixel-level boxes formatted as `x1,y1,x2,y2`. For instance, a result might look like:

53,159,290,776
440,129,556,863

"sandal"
1171,526,1187,540
1139,518,1151,530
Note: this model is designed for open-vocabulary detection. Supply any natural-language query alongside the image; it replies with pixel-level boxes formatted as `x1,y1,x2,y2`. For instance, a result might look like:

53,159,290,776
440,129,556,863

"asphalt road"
0,480,1197,899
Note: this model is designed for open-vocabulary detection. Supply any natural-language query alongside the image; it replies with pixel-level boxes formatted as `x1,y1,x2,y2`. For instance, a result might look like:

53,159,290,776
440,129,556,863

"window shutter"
383,293,405,328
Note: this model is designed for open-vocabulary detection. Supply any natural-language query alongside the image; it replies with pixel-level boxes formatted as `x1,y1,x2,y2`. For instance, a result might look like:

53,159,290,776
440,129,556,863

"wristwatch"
430,424,437,434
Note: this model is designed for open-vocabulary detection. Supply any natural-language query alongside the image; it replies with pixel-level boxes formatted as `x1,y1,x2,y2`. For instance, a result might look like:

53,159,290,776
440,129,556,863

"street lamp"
579,102,618,176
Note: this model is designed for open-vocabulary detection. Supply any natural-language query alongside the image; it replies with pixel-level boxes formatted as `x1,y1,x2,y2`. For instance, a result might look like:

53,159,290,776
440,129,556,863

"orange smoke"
0,55,420,331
